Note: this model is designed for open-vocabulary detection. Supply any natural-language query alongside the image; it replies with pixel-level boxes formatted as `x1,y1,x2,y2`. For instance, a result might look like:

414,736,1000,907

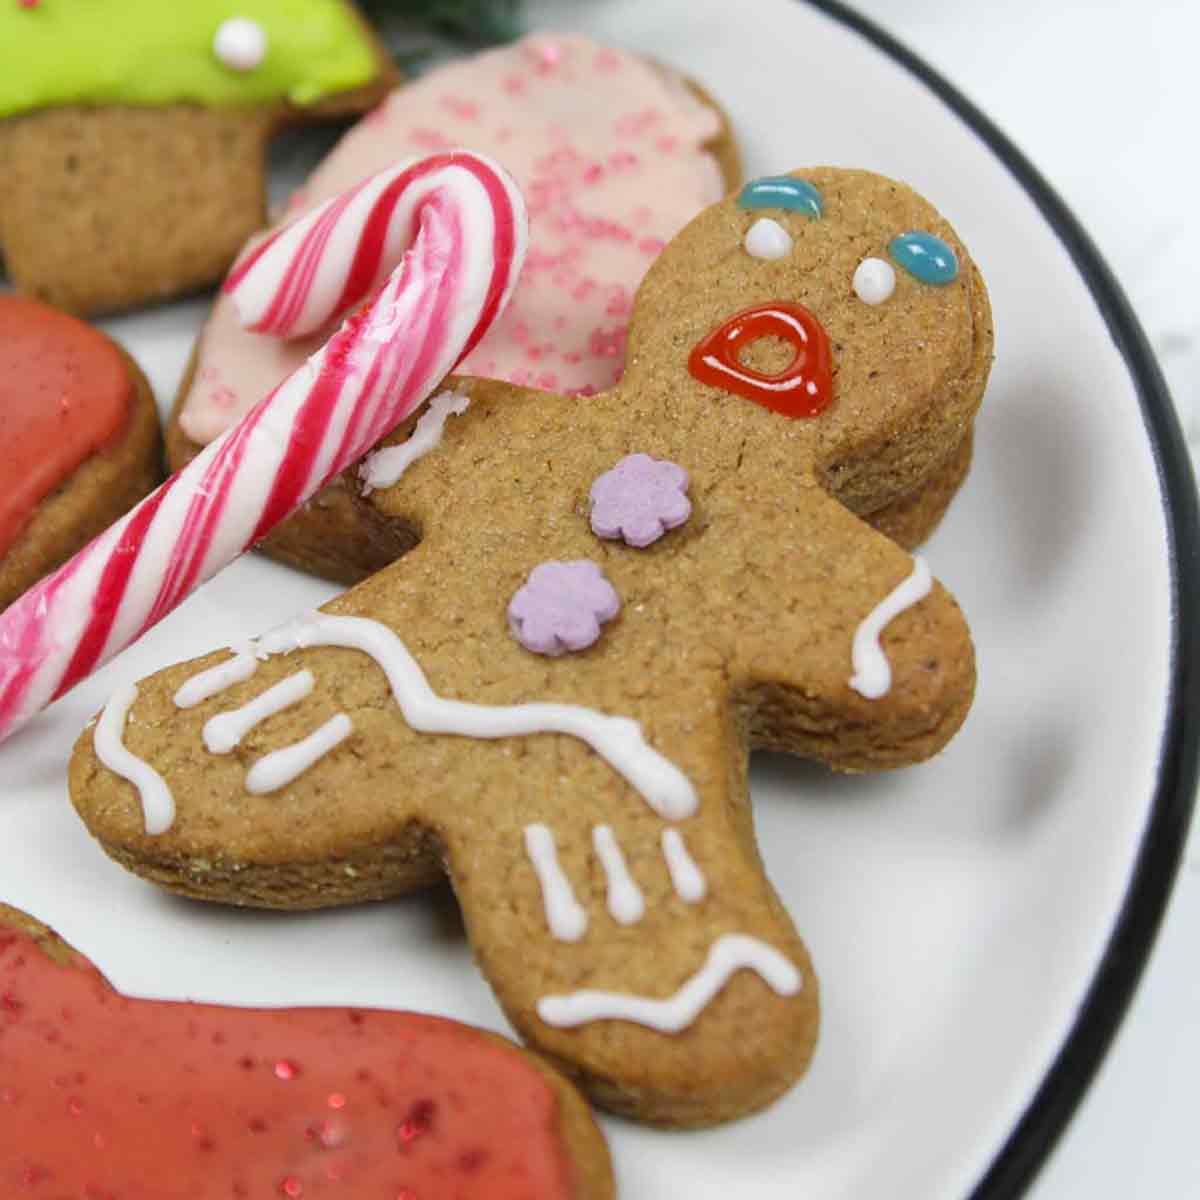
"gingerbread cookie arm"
722,488,975,770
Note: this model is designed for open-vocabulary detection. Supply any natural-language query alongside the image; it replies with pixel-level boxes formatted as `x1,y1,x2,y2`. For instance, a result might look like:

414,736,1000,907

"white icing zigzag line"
203,669,315,753
360,388,471,494
661,828,706,903
173,642,258,708
259,612,698,821
592,824,645,925
537,933,801,1031
848,556,933,700
94,684,175,836
525,824,588,942
246,713,354,795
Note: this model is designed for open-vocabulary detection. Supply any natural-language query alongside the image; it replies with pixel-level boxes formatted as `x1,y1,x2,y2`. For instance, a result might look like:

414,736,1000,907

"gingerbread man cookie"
0,0,393,316
0,903,613,1197
70,167,992,1126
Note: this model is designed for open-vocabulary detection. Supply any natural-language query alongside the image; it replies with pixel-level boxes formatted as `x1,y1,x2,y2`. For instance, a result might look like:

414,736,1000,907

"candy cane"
0,152,527,742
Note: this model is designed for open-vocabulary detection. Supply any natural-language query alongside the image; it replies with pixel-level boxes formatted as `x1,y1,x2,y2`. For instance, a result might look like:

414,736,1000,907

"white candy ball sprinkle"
213,17,268,73
744,217,793,261
853,257,897,305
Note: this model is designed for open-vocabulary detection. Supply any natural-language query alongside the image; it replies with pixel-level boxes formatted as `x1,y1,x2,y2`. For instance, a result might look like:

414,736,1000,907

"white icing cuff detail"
661,828,706,903
848,556,933,700
174,643,259,708
245,713,353,794
536,933,801,1031
592,825,645,925
203,669,315,754
525,824,588,942
361,389,471,493
94,683,175,836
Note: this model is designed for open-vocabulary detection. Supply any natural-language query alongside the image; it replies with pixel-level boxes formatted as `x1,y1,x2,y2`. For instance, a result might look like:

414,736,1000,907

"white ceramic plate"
3,2,1197,1197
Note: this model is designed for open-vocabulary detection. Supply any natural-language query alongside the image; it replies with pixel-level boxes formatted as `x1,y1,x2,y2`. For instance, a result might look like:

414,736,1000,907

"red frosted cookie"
0,903,614,1198
0,296,161,611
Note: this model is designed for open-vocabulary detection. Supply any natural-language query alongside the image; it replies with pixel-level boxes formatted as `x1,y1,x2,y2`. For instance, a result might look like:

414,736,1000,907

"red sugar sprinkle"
396,1097,437,1145
18,0,42,9
67,1096,83,1116
279,1176,304,1197
327,1091,346,1109
274,1059,300,1081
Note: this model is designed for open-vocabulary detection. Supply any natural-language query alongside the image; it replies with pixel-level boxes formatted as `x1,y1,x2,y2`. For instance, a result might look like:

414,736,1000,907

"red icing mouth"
687,300,833,417
0,927,577,1198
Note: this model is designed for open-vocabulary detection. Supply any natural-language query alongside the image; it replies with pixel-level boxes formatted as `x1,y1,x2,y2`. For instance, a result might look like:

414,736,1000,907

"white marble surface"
846,1,1200,1194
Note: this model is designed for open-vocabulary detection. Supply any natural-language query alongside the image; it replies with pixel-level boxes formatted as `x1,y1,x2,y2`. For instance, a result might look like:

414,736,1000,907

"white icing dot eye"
213,17,268,73
744,217,793,261
853,257,896,305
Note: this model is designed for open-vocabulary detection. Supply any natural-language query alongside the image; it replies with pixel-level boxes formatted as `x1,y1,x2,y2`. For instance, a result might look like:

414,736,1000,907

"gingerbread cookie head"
621,166,992,517
70,167,990,1128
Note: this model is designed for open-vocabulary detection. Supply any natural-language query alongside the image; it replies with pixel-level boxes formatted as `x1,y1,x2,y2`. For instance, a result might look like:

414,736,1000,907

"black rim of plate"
803,1,1200,1196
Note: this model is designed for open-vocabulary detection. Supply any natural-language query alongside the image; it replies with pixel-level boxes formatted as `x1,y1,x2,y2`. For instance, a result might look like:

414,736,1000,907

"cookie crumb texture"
71,167,991,1127
0,904,614,1199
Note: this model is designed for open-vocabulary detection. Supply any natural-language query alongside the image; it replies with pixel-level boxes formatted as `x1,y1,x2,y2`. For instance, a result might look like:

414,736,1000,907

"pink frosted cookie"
167,32,739,583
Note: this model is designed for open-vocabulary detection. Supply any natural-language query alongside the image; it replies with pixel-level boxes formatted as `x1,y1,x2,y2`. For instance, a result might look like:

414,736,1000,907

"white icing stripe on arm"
259,612,698,821
203,670,315,754
661,828,706,903
94,684,175,836
849,556,933,700
245,713,353,794
537,934,801,1031
524,824,588,942
360,388,470,493
173,642,259,708
592,825,645,925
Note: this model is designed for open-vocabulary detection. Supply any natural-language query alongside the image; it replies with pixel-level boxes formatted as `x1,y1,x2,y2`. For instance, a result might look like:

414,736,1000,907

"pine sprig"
359,0,524,45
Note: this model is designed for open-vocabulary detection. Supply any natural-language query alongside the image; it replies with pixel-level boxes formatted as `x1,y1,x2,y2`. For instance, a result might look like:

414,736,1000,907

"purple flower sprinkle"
507,560,620,656
589,453,691,548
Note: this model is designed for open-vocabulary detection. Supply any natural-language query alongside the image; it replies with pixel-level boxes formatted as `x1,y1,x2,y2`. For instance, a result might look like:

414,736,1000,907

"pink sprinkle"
608,150,639,171
440,96,479,121
536,371,559,390
588,327,627,359
408,128,450,149
209,385,238,411
564,350,583,365
605,287,631,317
510,367,534,386
512,321,531,345
656,135,679,153
571,279,597,301
502,75,527,95
638,236,666,257
527,41,564,71
582,163,605,185
615,108,659,137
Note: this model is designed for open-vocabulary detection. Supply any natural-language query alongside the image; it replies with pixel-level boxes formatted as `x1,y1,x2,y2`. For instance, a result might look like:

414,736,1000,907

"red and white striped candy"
0,151,527,742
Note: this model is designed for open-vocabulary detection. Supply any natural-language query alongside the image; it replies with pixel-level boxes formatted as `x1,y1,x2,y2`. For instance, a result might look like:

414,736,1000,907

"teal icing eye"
737,176,822,219
888,231,958,285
